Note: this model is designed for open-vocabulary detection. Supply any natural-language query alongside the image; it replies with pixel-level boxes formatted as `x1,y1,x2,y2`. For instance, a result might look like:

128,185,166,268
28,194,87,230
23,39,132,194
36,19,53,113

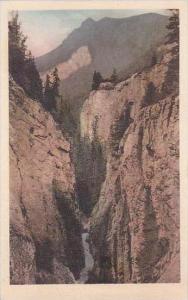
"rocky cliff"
79,42,179,283
36,13,168,135
9,78,84,284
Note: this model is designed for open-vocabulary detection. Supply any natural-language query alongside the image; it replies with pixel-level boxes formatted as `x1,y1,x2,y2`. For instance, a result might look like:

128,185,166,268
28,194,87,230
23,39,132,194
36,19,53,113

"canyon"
9,14,179,284
36,13,168,134
82,42,179,283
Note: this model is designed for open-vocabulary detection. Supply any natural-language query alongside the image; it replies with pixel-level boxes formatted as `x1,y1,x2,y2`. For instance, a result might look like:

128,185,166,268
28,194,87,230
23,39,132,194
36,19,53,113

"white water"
77,224,94,283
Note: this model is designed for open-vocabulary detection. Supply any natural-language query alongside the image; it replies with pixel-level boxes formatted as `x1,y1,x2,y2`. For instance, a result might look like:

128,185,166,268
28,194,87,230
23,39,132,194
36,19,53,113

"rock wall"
9,79,84,284
74,133,107,215
36,14,168,137
80,43,180,283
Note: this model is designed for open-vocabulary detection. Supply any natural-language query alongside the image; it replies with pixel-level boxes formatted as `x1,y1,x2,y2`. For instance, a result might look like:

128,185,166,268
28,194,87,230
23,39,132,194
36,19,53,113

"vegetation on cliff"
9,12,43,101
9,9,179,284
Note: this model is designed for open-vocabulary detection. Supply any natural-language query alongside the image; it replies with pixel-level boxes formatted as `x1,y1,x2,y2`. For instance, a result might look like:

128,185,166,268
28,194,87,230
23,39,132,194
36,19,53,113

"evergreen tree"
24,51,43,101
92,71,103,90
44,68,61,112
166,9,179,50
9,11,43,101
44,74,53,111
92,71,97,90
51,67,60,97
162,9,179,95
9,11,26,86
110,68,118,83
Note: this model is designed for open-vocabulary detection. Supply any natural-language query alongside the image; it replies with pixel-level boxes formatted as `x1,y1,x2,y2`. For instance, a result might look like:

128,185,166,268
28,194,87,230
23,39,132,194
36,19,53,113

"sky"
17,9,169,57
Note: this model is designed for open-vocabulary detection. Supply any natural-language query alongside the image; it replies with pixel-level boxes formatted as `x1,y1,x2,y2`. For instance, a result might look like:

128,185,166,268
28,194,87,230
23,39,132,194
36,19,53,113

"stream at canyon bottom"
77,222,94,283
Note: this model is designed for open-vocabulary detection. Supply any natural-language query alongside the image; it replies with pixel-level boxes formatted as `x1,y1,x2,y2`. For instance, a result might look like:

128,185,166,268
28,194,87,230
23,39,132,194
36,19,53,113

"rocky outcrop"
9,79,84,284
40,46,92,82
80,43,179,283
36,13,168,136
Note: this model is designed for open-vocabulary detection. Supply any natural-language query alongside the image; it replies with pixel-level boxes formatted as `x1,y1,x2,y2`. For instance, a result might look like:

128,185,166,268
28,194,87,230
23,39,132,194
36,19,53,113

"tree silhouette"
92,71,103,90
162,9,179,95
166,9,179,45
24,51,43,101
51,67,60,97
9,11,43,101
44,74,52,110
44,68,61,112
9,12,26,86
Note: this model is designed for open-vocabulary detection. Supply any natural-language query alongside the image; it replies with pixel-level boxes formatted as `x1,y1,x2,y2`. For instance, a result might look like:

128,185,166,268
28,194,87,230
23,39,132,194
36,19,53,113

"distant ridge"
36,13,168,72
36,13,168,134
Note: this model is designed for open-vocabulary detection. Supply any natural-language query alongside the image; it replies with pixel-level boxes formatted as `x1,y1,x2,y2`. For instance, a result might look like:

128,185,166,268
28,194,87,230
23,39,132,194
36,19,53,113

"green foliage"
9,12,43,101
43,74,53,110
24,51,43,100
91,71,103,90
51,67,60,97
166,9,179,47
44,68,61,112
9,12,25,83
75,136,107,216
162,9,179,96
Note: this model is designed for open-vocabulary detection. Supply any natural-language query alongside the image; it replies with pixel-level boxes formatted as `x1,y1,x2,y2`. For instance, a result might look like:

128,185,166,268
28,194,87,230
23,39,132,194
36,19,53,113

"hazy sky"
18,9,169,57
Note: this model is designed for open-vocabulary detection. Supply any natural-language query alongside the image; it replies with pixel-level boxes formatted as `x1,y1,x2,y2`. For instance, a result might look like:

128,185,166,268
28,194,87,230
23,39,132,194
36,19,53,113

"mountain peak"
81,17,95,27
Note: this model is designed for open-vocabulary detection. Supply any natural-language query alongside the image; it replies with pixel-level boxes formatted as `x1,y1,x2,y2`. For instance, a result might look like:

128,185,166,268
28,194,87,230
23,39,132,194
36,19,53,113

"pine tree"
44,68,61,112
92,71,103,90
162,9,179,95
51,67,60,97
51,68,60,112
44,74,53,111
24,51,43,101
92,71,97,90
9,11,26,86
9,12,43,102
166,9,179,49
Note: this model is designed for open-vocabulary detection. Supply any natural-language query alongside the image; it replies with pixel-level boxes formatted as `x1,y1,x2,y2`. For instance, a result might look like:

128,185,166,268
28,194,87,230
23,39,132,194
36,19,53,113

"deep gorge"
73,40,179,283
10,37,180,284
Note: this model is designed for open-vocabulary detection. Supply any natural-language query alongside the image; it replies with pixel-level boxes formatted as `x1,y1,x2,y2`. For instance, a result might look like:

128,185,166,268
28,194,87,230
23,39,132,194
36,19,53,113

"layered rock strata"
9,79,84,284
80,43,179,283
